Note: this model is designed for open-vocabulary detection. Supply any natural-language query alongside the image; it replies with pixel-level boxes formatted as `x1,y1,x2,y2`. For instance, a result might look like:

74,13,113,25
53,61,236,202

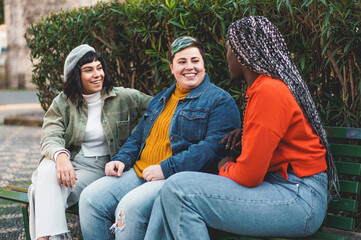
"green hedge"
25,0,361,127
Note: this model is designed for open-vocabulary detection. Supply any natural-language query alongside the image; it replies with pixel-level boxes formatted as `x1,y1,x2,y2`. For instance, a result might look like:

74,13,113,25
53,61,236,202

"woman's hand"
105,161,125,177
56,153,77,189
220,128,242,150
218,156,236,170
143,165,165,181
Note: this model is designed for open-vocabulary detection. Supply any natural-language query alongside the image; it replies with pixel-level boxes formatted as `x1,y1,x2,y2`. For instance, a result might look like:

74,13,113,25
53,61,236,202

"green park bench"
212,126,361,240
1,126,361,240
0,185,78,240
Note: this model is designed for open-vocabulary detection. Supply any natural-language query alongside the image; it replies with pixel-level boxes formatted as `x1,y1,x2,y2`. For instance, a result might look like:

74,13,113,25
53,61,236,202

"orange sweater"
219,75,327,187
133,85,190,178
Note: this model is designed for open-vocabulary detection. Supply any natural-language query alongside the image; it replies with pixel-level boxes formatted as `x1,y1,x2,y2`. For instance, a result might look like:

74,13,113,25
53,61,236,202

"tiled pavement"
0,125,40,187
0,125,41,239
0,125,82,240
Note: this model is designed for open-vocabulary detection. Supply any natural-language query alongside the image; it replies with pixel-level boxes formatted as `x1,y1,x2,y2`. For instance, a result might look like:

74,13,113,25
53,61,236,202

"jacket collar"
159,73,211,102
101,87,116,100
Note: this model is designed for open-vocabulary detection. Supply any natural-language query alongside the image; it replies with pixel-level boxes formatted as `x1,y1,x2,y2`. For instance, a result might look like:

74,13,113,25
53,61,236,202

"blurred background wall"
1,0,113,89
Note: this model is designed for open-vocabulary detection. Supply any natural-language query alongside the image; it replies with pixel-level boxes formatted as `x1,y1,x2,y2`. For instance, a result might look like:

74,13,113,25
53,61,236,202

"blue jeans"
113,180,165,240
79,168,145,240
145,170,328,240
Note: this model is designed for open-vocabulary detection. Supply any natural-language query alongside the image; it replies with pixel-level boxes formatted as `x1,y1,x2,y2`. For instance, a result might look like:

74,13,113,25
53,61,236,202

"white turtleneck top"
81,91,109,157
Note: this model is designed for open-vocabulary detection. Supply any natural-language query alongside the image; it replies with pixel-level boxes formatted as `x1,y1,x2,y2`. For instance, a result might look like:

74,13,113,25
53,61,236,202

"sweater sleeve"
219,81,293,187
219,122,281,187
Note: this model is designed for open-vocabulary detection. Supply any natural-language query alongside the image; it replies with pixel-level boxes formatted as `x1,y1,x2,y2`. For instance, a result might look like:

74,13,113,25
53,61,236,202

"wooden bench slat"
325,127,361,140
6,186,28,193
330,144,361,158
339,180,361,194
218,237,285,240
218,237,258,240
325,214,355,231
218,232,351,240
328,198,358,213
0,188,29,204
2,186,79,215
310,231,350,240
334,161,361,176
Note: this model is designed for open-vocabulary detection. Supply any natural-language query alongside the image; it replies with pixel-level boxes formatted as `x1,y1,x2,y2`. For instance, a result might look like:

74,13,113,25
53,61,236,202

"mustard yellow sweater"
133,85,190,178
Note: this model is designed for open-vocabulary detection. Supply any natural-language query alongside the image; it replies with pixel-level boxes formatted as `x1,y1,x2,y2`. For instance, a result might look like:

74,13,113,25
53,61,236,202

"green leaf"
169,20,184,28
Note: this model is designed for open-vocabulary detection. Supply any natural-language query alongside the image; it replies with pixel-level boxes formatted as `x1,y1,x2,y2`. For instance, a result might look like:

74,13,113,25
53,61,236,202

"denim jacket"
40,87,152,161
111,74,241,178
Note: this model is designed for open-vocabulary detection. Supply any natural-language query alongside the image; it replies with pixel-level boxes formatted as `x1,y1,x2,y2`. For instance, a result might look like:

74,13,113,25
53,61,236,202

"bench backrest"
324,126,361,231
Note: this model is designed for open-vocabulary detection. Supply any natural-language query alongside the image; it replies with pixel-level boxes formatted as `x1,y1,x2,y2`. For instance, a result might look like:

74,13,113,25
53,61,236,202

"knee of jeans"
160,174,184,199
110,210,126,233
78,188,89,213
37,159,57,180
79,186,106,215
111,197,150,234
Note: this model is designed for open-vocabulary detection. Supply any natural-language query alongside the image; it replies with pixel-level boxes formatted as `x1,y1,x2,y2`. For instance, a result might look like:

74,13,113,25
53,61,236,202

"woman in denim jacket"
28,44,152,240
79,36,241,240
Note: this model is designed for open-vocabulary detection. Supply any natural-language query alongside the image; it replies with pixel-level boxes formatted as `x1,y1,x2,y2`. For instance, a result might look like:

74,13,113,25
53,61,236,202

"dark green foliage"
0,0,4,24
25,0,361,127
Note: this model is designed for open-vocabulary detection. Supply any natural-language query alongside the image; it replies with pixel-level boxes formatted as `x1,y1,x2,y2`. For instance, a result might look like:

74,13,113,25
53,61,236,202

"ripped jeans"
112,180,164,239
79,168,164,240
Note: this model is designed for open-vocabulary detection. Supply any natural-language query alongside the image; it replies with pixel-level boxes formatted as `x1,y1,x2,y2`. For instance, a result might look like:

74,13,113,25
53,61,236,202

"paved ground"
0,125,41,239
0,90,81,239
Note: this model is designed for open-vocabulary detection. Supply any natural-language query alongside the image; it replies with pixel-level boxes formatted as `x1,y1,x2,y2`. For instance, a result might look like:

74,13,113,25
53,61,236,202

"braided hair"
227,16,338,199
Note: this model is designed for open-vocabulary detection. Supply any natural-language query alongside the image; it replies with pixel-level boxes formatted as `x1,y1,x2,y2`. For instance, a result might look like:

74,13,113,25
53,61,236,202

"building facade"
4,0,113,89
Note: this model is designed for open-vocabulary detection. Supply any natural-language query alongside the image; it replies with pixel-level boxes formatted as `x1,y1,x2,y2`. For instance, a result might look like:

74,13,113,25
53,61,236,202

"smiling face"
169,47,205,90
80,60,104,95
226,43,245,82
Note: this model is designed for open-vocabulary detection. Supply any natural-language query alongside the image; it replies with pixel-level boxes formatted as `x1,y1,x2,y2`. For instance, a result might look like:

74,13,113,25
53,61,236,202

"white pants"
28,154,109,240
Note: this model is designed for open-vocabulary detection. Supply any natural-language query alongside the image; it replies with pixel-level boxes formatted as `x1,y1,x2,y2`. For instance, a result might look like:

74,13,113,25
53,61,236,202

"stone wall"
4,0,114,89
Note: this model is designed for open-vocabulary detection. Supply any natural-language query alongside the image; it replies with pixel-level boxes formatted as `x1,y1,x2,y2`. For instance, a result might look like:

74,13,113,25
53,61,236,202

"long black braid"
227,16,338,199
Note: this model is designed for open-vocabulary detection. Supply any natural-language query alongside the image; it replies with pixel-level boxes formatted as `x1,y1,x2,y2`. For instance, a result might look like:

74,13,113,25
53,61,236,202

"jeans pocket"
301,179,327,235
308,194,327,234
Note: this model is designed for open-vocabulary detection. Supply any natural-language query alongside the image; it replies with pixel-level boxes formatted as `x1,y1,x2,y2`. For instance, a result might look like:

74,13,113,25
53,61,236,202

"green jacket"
40,87,152,161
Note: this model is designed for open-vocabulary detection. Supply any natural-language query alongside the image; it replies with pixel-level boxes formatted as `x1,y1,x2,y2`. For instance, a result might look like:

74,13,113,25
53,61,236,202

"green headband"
171,36,198,56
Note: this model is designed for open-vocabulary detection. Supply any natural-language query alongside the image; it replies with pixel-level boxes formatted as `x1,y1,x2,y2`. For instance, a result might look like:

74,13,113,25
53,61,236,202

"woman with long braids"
144,16,338,239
